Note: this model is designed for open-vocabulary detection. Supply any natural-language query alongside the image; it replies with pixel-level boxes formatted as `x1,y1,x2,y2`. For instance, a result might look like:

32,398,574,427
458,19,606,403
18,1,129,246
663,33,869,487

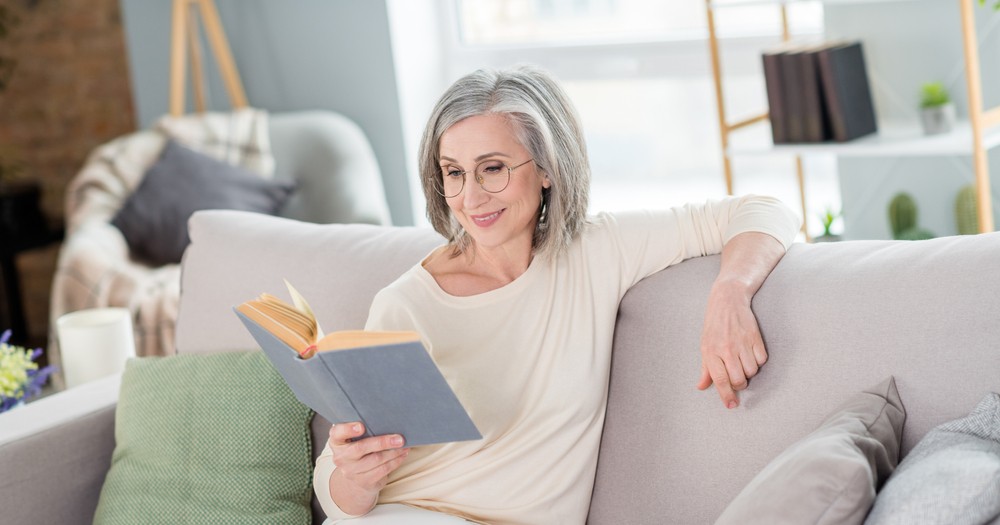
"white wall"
119,0,416,225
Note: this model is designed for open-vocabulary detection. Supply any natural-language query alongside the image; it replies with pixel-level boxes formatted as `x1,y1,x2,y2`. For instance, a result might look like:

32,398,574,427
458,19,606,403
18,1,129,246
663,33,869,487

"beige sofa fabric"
589,234,1000,523
176,211,1000,524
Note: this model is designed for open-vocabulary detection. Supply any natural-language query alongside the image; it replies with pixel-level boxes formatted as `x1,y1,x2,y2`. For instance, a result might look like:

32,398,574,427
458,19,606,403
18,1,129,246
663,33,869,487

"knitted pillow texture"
93,351,313,525
865,392,1000,524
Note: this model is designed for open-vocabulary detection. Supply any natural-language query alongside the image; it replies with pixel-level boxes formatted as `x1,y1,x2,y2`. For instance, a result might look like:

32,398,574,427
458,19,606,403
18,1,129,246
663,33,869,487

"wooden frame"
169,0,247,116
705,0,809,240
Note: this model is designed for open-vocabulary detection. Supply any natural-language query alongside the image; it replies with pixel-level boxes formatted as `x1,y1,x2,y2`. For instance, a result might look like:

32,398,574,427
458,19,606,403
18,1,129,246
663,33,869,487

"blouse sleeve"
604,194,800,291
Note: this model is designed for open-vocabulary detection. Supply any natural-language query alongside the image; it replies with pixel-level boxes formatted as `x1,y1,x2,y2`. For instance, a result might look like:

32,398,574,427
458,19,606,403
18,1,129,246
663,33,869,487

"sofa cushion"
93,351,313,525
865,392,1000,524
716,377,905,525
111,139,295,266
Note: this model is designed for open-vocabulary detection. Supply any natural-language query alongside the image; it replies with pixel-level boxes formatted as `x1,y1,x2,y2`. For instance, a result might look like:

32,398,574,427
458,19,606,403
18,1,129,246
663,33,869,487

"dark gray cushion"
111,139,295,266
865,392,1000,525
716,377,905,525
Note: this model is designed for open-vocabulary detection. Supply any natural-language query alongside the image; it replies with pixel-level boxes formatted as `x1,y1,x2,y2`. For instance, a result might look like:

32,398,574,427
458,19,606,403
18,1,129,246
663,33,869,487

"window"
456,0,823,46
418,0,837,233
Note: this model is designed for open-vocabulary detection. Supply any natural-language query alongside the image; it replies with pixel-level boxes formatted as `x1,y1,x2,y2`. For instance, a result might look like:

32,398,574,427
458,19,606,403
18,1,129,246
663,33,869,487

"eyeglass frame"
434,158,535,198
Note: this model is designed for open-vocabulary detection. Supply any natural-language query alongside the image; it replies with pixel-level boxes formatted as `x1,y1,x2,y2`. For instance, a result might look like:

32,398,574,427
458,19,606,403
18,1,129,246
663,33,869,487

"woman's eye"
444,168,463,178
480,162,504,174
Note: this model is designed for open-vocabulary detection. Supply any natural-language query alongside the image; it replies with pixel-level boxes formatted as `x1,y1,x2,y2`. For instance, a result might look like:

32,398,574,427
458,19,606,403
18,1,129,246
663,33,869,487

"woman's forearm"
329,469,379,517
714,231,787,299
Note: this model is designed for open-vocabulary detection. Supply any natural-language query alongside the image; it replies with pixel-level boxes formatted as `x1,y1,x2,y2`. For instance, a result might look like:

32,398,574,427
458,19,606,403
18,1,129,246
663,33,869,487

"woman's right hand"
328,422,410,515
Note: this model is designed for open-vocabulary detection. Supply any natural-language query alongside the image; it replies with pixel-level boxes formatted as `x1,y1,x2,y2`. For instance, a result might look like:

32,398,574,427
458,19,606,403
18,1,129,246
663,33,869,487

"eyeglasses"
435,158,535,198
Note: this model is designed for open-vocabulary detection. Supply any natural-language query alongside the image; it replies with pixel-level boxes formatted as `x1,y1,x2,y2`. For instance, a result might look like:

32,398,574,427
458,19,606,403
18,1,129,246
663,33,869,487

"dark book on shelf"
779,47,807,143
798,43,833,143
816,41,877,142
761,48,788,144
762,41,813,144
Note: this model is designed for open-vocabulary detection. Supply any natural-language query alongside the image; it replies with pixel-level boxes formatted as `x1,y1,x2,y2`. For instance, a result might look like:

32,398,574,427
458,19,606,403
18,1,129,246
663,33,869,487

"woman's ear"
541,175,552,189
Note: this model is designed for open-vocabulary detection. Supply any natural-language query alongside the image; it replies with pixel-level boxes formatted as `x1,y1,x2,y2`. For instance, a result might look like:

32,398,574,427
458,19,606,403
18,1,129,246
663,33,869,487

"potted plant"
0,330,55,412
814,206,842,242
919,82,956,135
980,0,1000,10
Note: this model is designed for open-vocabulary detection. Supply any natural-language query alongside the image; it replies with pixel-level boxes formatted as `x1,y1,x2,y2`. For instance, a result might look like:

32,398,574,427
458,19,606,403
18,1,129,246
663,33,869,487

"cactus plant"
888,192,935,241
888,192,918,239
955,184,978,235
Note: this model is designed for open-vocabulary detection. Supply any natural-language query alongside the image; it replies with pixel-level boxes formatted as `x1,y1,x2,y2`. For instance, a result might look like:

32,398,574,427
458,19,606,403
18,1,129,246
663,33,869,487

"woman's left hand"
696,280,768,409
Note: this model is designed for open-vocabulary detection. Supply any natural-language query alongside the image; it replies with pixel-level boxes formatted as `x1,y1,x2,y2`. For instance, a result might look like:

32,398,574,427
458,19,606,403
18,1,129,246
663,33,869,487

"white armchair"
49,109,391,375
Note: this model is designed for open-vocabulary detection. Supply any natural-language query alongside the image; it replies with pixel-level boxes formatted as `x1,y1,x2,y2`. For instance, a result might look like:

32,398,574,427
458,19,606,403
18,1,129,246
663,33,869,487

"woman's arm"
696,231,787,408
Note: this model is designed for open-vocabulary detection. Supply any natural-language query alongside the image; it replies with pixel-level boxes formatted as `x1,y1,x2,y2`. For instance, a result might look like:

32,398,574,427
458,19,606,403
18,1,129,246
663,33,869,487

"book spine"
780,50,805,143
762,51,787,144
837,43,877,141
820,42,877,142
817,47,847,142
310,355,368,435
799,48,826,143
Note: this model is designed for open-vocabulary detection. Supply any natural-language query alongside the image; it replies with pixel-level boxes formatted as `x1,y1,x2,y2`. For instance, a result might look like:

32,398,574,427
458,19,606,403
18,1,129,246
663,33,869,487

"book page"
317,330,421,352
235,302,314,353
285,279,325,339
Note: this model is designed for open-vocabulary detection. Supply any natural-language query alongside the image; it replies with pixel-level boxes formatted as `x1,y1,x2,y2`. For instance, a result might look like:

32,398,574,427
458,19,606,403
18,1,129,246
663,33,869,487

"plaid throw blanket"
49,108,274,379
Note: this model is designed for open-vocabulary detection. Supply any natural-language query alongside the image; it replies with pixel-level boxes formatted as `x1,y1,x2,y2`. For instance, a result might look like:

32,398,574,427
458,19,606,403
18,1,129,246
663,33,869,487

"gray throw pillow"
111,139,295,266
864,392,1000,525
716,377,905,525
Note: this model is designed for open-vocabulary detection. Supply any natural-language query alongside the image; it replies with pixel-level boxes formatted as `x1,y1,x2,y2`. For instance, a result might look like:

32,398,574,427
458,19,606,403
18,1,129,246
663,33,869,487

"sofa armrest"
0,374,120,524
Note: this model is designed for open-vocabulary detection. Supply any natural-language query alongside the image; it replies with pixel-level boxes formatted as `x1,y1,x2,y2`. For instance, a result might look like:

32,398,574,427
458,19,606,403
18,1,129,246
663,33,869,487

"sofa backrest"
588,233,1000,524
179,211,1000,524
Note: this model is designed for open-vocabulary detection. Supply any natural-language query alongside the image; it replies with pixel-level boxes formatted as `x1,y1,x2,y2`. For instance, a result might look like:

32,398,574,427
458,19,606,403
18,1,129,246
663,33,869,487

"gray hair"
418,65,590,258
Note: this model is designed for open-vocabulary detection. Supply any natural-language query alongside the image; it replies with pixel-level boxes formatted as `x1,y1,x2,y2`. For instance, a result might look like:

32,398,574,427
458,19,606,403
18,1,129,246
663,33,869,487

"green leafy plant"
920,82,951,109
980,0,1000,11
0,330,55,412
819,207,840,237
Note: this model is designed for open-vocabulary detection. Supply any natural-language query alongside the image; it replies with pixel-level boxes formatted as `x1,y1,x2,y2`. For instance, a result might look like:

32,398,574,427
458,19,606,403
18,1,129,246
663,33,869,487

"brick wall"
0,0,135,347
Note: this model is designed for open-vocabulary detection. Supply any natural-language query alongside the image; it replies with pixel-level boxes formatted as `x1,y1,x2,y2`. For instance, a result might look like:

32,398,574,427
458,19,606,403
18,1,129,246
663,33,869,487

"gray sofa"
2,209,998,523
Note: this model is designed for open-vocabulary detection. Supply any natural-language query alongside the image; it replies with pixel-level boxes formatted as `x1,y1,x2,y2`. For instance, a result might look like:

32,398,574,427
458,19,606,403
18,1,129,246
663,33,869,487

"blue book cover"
235,309,482,447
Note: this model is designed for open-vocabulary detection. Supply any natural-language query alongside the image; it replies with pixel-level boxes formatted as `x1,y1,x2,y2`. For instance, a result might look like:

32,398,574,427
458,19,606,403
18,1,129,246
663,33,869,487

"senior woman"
314,65,801,524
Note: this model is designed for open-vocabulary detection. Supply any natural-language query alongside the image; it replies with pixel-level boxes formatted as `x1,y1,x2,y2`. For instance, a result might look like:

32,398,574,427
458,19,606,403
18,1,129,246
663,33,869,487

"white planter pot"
920,102,956,135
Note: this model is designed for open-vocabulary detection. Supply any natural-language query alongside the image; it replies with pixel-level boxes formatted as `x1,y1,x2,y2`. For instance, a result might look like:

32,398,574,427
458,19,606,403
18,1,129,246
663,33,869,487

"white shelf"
727,120,1000,158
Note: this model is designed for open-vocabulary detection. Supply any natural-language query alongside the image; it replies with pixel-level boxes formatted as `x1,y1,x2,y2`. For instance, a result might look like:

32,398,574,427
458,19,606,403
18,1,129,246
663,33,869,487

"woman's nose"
462,174,489,207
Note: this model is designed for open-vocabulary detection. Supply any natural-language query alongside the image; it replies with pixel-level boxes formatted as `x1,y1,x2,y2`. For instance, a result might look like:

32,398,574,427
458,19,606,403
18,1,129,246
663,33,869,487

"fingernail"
352,423,361,433
391,435,403,446
727,400,738,409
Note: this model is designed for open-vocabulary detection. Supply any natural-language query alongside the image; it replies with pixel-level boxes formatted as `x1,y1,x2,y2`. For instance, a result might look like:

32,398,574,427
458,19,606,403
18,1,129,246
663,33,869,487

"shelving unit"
705,0,999,237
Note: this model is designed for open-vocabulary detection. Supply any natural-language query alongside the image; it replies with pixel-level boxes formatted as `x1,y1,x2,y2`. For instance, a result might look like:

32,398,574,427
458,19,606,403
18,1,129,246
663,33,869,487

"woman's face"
438,114,550,256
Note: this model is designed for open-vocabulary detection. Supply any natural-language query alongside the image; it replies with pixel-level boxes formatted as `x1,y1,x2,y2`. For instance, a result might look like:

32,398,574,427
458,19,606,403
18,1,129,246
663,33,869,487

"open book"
234,280,481,447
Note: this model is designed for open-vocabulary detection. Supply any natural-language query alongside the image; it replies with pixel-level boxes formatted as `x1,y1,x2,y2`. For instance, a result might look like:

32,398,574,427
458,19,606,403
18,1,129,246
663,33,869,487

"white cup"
57,308,136,389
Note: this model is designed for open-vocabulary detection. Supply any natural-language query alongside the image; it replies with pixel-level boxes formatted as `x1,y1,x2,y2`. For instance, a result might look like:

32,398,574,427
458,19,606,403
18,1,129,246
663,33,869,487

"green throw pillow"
94,351,313,525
